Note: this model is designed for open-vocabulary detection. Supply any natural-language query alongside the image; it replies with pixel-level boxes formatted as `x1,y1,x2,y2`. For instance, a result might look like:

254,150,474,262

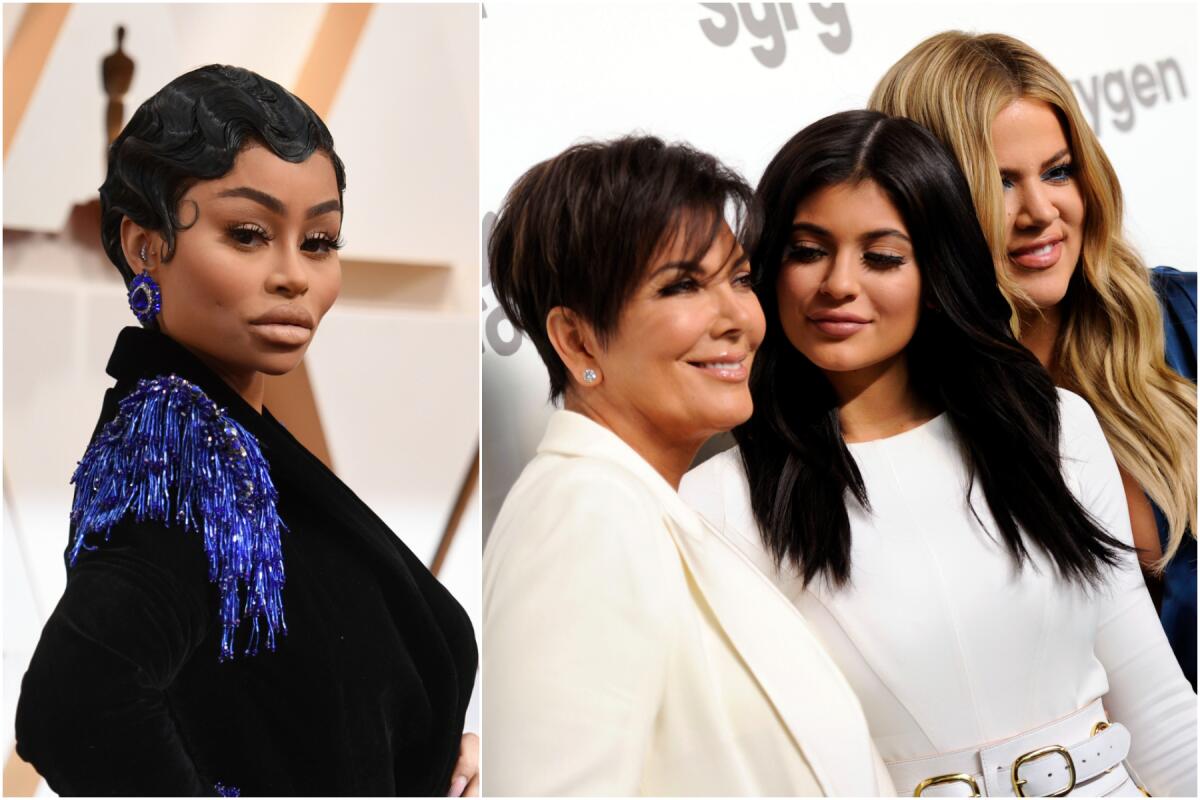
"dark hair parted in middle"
99,64,347,286
736,110,1129,587
488,135,755,401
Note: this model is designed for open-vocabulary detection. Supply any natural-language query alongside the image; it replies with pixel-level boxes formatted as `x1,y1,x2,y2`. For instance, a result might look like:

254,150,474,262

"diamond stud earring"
582,368,598,384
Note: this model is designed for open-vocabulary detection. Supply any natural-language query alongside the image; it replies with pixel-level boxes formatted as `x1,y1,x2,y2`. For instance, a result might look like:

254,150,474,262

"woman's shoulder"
1054,387,1115,465
489,450,669,559
1149,266,1197,382
516,449,663,509
484,451,685,628
1150,265,1197,300
1054,385,1095,419
680,446,757,540
681,443,743,499
70,374,284,659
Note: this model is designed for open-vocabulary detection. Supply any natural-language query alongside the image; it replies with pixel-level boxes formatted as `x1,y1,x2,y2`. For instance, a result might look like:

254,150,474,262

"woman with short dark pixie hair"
483,135,890,797
15,65,478,797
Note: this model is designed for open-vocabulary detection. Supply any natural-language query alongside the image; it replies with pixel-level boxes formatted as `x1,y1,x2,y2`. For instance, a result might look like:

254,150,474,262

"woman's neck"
1019,305,1063,376
564,393,701,490
824,354,937,443
178,340,265,412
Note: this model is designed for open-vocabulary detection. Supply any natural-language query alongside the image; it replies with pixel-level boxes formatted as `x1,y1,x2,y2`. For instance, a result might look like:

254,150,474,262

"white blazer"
483,410,892,796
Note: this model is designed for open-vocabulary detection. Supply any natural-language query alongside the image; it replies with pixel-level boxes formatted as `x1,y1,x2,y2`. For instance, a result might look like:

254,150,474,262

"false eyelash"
304,232,345,251
228,222,273,243
1044,161,1076,180
863,252,905,268
786,244,826,263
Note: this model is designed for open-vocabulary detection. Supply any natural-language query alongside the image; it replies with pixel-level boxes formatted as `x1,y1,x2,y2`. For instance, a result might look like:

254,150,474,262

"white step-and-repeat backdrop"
481,2,1197,534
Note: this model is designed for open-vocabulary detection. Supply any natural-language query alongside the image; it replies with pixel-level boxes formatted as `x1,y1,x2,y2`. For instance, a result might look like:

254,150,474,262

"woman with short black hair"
15,65,478,797
484,135,890,796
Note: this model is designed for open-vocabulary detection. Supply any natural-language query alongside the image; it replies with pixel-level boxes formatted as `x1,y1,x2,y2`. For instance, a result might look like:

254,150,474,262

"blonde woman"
870,31,1197,689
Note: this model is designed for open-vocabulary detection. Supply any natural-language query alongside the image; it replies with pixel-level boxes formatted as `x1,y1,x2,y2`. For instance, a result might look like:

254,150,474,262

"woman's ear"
119,217,158,274
545,306,604,388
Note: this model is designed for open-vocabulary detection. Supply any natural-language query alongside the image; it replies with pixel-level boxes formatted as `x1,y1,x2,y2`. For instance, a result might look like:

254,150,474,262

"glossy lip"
807,310,870,338
249,305,315,347
1008,235,1064,271
686,351,750,382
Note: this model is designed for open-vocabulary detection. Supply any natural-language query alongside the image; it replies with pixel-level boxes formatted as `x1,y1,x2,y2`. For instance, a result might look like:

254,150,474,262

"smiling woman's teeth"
1025,243,1054,256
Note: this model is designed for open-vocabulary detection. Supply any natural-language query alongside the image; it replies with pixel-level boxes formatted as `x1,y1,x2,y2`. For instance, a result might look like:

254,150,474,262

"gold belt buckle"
1012,745,1076,797
913,773,981,797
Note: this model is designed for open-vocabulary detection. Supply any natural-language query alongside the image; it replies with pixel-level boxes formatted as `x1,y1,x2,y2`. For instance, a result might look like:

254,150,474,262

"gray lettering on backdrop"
481,210,523,356
698,3,851,67
1071,57,1188,135
481,211,494,290
809,3,850,54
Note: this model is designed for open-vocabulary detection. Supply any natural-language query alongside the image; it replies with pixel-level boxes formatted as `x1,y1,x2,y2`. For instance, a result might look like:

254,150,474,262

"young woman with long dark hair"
681,110,1196,797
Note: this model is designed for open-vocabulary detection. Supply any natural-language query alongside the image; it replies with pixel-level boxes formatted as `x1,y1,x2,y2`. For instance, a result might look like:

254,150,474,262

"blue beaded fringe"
69,374,287,661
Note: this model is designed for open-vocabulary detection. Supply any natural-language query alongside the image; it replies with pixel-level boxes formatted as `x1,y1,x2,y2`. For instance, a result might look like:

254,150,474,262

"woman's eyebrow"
649,260,703,279
791,221,830,237
860,228,910,244
306,199,342,218
216,186,285,214
215,187,340,219
1040,148,1070,171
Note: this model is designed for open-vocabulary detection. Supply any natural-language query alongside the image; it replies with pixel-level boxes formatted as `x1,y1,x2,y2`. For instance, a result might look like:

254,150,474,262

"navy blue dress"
1149,266,1196,689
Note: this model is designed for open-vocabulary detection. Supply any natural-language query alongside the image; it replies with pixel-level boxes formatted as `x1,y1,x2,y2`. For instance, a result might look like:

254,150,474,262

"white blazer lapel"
664,505,882,797
538,411,882,795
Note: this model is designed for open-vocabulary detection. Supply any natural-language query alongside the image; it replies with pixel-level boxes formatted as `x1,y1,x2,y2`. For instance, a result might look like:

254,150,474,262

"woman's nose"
819,252,859,299
1015,182,1060,230
267,249,309,297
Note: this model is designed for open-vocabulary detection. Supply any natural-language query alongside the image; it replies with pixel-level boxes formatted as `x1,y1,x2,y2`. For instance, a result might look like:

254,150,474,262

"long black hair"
99,64,346,285
734,110,1129,587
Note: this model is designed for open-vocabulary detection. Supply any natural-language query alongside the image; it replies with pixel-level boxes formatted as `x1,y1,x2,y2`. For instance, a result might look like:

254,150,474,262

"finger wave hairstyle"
735,110,1130,588
869,31,1196,569
99,64,347,287
488,135,755,401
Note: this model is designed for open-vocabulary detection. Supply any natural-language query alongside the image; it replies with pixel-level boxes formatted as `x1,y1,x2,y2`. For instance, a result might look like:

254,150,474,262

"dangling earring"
128,243,161,326
582,368,598,384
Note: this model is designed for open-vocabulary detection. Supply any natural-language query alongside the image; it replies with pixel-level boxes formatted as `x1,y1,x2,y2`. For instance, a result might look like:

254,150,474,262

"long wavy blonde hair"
869,31,1196,568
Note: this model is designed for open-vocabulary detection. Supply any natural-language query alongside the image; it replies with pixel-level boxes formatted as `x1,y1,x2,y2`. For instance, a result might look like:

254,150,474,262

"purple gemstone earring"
128,243,161,326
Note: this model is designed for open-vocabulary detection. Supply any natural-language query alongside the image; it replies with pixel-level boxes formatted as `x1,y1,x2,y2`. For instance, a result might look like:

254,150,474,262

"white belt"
888,700,1144,797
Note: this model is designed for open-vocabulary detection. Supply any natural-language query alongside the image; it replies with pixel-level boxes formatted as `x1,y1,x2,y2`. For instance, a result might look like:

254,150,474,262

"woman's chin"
691,398,754,437
254,351,308,377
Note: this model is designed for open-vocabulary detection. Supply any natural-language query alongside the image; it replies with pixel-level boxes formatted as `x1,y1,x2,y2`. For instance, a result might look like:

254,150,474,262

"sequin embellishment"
69,374,287,661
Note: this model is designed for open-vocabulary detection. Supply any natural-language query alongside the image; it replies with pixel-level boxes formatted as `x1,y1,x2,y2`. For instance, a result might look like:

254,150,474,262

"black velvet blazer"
16,328,477,796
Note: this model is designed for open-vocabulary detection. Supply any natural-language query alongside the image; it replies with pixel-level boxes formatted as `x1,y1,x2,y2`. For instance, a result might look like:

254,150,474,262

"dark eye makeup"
300,232,345,254
785,243,906,270
1000,158,1075,189
226,222,344,255
227,223,271,247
